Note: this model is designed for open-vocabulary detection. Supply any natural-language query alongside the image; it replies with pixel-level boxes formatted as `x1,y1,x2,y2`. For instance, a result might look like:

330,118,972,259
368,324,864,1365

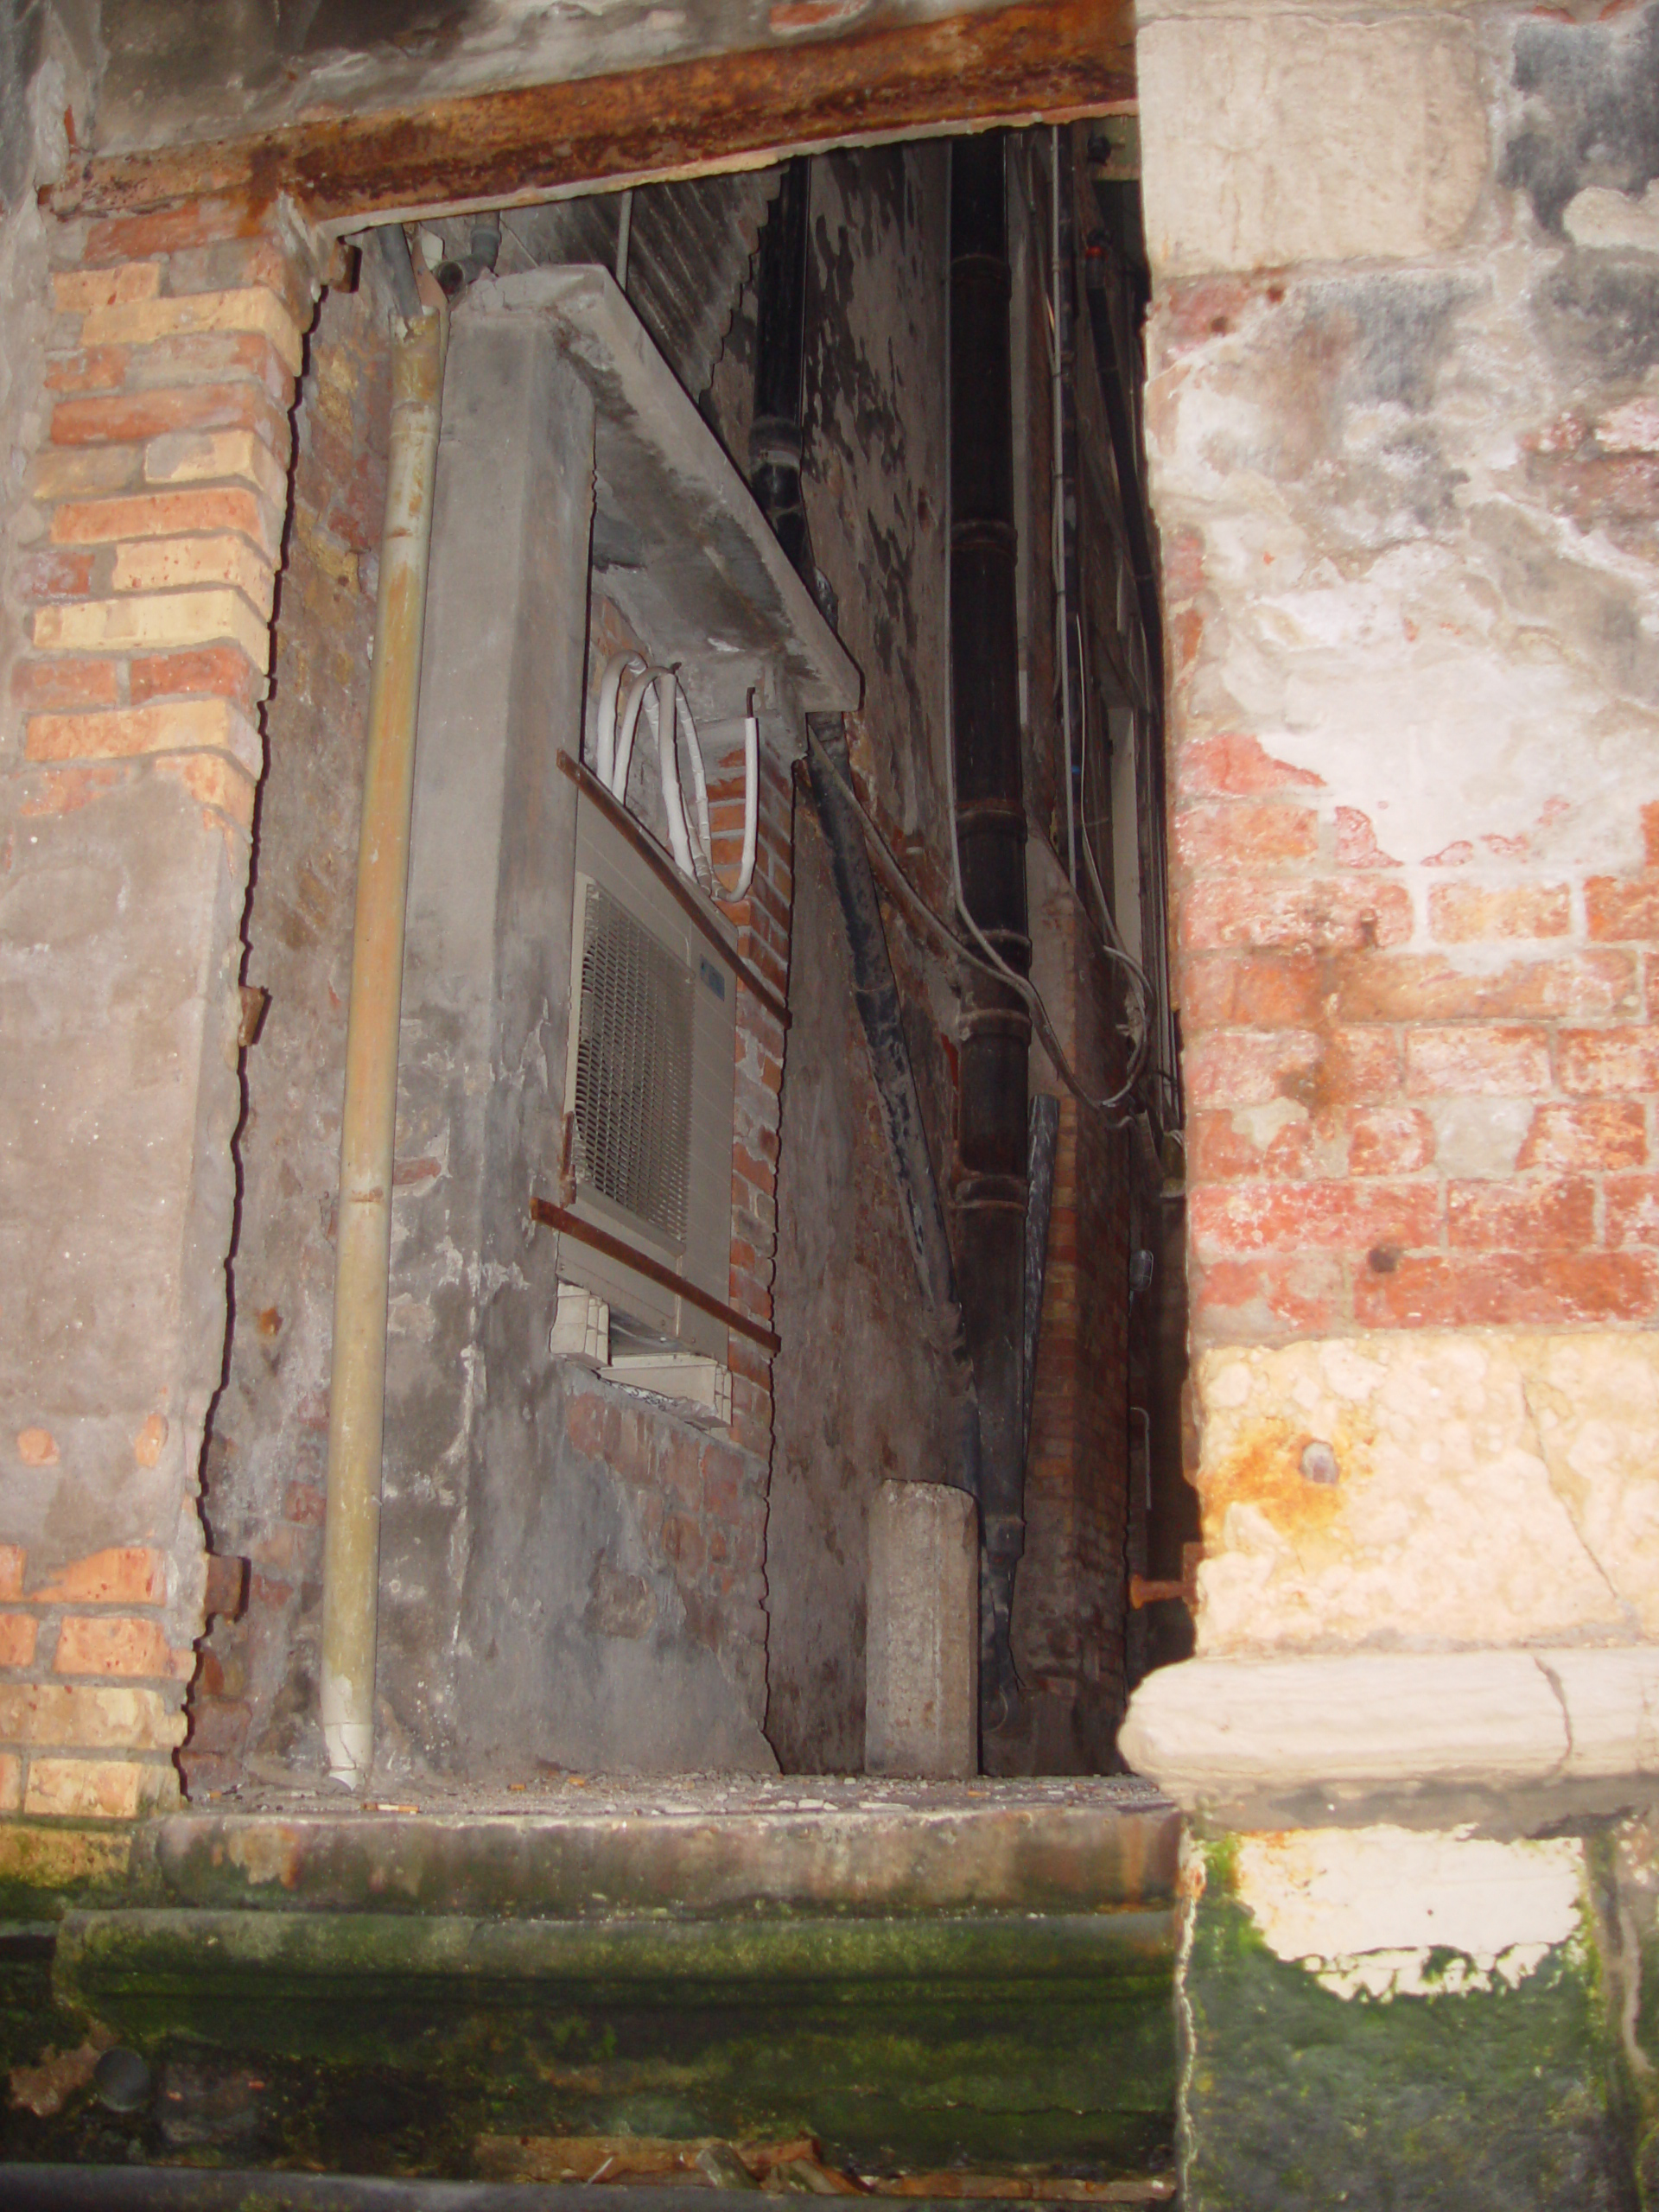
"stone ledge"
0,1779,1179,1922
1119,1645,1659,1816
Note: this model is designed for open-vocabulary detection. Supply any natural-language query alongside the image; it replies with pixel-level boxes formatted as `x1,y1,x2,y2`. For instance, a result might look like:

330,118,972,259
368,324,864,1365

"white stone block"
1121,1646,1659,1808
1137,12,1488,277
865,1480,977,1779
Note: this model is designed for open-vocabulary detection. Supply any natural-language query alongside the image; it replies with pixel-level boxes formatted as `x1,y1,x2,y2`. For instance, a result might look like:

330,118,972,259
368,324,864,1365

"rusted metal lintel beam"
49,0,1135,226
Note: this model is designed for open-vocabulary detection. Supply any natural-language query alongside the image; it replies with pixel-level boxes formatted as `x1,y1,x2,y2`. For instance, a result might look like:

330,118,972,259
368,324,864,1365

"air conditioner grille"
572,880,693,1247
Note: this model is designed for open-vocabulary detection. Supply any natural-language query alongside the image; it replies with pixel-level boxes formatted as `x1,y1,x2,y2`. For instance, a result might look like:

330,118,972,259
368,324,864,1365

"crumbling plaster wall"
1137,0,1659,1659
0,7,332,1815
195,259,788,1788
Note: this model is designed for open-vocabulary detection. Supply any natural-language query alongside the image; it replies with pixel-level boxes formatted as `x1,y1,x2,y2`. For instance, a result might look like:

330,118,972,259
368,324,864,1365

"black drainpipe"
747,160,988,1697
949,132,1030,1735
750,162,812,577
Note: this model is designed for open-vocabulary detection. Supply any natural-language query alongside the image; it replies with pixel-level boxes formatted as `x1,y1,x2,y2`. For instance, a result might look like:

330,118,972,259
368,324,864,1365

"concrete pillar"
865,1479,977,1777
375,305,594,1774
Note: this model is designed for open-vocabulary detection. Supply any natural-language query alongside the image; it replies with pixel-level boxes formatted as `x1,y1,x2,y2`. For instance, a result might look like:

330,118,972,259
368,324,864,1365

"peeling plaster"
1234,1827,1586,2001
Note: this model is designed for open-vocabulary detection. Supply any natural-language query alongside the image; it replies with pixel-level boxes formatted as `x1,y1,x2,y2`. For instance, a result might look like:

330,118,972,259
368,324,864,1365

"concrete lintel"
1120,1645,1659,1821
467,265,859,728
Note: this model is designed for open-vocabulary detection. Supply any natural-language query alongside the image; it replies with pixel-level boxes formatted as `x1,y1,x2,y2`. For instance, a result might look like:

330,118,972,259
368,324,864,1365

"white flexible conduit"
592,650,757,902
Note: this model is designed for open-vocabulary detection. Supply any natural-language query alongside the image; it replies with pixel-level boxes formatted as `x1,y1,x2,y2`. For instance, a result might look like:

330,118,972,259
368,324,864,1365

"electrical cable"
807,721,1140,1128
591,650,757,904
938,153,1147,1131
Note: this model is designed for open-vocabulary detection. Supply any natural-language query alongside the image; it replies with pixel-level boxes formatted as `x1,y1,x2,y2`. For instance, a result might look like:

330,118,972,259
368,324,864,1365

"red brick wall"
1173,704,1659,1348
17,203,321,838
0,1543,189,1817
3,197,326,1814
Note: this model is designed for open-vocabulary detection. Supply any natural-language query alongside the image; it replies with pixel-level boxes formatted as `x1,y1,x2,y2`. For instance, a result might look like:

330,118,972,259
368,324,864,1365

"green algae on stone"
1181,1841,1633,2212
19,1903,1179,2178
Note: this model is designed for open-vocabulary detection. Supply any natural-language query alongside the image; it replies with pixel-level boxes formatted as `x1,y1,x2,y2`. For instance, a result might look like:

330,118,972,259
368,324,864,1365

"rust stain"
53,0,1135,224
1198,1413,1373,1564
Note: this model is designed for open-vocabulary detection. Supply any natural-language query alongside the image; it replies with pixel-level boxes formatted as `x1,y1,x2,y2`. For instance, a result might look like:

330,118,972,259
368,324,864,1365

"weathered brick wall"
1,186,324,1814
184,263,392,1794
1138,0,1659,1656
720,741,795,1474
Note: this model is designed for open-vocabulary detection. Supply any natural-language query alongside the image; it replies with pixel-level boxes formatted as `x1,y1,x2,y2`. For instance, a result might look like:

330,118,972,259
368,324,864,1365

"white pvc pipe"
594,648,641,788
727,698,760,903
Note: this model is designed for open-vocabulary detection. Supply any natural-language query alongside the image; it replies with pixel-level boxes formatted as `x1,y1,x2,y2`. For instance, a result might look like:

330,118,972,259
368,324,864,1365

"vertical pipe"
321,264,448,1789
949,132,1031,1738
1052,128,1077,893
750,159,811,576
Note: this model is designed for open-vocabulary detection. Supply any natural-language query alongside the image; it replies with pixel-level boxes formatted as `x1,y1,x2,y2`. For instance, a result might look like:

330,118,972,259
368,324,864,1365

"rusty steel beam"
49,0,1135,226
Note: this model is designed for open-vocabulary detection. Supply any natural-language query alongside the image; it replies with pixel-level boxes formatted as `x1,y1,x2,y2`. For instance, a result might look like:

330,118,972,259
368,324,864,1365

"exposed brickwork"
0,1542,190,1816
11,206,324,855
0,198,327,1817
181,262,390,1796
1172,702,1659,1345
564,1374,771,1723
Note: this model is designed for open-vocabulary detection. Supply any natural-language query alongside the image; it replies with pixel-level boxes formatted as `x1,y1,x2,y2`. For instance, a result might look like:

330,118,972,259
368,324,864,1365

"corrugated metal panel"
497,169,781,401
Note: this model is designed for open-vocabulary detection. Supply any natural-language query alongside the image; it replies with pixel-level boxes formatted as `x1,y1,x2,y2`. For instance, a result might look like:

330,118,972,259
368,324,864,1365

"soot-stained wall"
760,146,970,1770
760,141,1144,1771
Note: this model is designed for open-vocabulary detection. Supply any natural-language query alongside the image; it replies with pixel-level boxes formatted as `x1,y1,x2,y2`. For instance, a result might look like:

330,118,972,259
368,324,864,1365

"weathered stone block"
1137,12,1488,277
865,1480,977,1779
1181,1332,1659,1651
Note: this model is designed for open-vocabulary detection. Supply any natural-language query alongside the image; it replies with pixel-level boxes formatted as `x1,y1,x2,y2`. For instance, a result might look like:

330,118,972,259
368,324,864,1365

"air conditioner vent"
571,879,693,1248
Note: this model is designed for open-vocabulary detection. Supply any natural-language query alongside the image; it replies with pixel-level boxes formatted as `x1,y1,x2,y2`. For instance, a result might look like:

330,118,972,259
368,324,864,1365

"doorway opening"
186,125,1189,1803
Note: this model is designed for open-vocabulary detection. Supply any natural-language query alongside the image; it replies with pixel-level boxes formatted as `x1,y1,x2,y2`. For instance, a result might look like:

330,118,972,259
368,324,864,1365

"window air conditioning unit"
557,786,737,1370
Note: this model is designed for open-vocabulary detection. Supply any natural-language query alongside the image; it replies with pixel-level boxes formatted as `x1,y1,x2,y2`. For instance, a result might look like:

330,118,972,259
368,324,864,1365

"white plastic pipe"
594,648,642,788
321,271,448,1792
725,696,760,903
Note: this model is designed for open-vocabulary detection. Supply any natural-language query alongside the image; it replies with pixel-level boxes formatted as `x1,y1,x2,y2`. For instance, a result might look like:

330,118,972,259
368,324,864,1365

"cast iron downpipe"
321,236,447,1789
750,162,812,577
747,165,985,1516
950,132,1031,1733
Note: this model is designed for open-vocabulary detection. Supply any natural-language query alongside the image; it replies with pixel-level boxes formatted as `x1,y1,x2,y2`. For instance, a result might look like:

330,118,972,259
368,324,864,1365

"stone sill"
1121,1644,1659,1827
